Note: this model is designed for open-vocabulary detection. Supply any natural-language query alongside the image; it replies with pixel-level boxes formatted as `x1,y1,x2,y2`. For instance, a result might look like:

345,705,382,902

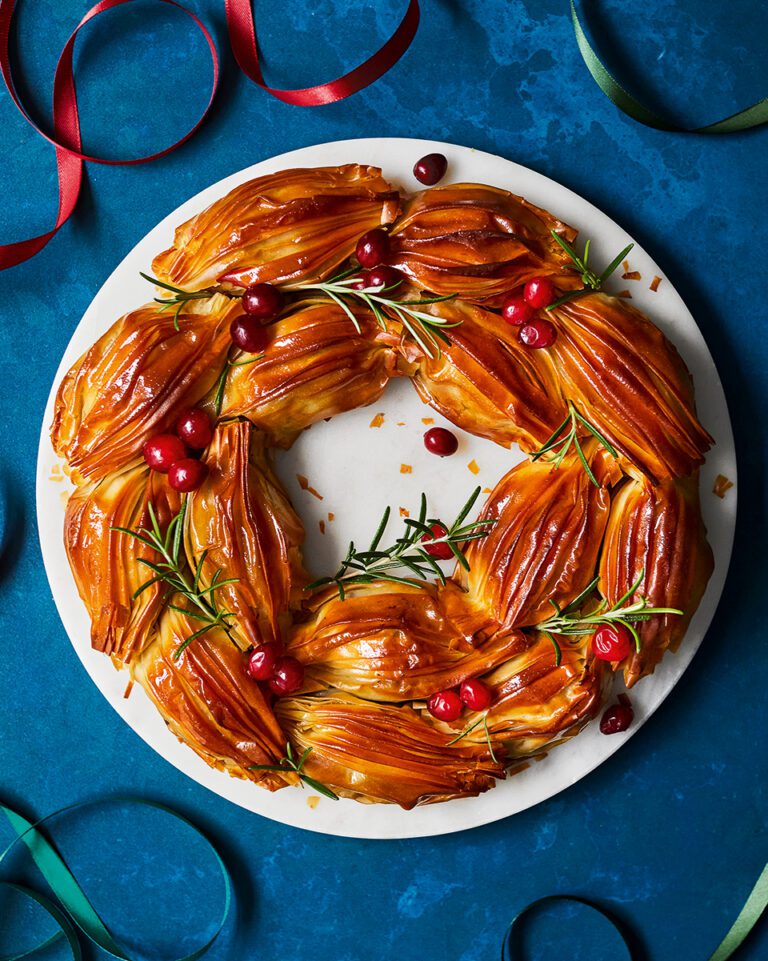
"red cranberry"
421,523,454,560
519,318,557,349
175,408,213,449
501,292,535,326
423,427,458,457
242,283,282,321
350,276,367,291
355,228,390,268
230,315,270,353
459,678,492,711
413,153,448,186
600,698,634,735
143,434,188,473
592,624,634,661
246,643,282,681
364,265,403,291
269,656,304,696
427,689,463,721
523,276,556,309
168,458,207,492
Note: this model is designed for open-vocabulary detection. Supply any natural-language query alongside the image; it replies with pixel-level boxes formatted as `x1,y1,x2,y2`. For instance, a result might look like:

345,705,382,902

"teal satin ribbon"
504,866,768,960
0,798,232,961
571,0,768,132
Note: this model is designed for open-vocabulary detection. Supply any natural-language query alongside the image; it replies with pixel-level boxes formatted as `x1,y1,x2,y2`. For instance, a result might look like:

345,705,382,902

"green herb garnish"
250,744,339,800
305,487,495,599
212,353,264,416
546,230,634,310
531,400,618,486
447,714,498,763
139,273,235,330
536,567,683,660
112,499,239,659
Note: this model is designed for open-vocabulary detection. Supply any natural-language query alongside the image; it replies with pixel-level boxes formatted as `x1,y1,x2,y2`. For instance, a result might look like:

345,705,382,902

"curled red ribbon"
0,0,421,271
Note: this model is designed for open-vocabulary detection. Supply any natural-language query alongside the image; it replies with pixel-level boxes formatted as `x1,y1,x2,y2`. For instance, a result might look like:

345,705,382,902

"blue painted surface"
0,1,767,958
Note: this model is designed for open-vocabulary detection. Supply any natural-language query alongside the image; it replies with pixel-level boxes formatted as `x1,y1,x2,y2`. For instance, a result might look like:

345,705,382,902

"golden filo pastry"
64,464,181,664
52,161,718,808
389,183,581,306
275,691,505,807
152,165,400,291
214,300,399,446
133,609,289,789
598,473,714,687
288,580,526,702
185,421,307,652
51,295,238,484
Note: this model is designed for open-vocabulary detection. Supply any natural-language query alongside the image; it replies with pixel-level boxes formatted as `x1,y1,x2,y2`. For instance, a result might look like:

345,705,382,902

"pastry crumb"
396,421,406,426
399,507,410,518
400,464,413,474
319,520,326,534
369,412,385,428
712,474,734,498
328,512,335,522
482,487,492,494
650,275,662,292
421,417,435,425
617,290,632,299
307,796,320,810
467,459,480,475
123,680,134,699
622,270,641,281
622,260,630,273
297,474,324,500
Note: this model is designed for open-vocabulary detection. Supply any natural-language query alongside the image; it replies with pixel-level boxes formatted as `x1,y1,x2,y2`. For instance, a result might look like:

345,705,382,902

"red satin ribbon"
0,0,421,271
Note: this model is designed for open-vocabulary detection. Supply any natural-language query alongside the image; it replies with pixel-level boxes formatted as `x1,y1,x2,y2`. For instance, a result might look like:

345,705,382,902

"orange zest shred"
421,417,435,425
468,459,480,475
400,464,412,474
650,275,662,292
369,412,385,428
622,270,642,281
712,474,734,498
399,507,410,518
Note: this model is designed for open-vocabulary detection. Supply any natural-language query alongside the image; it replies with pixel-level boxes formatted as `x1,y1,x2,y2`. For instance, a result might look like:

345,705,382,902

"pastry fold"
186,420,307,651
461,449,618,629
547,294,713,482
389,183,579,305
276,691,504,807
598,474,714,686
216,300,398,446
465,633,607,757
133,610,288,788
64,463,181,663
51,296,237,484
152,165,400,291
288,580,526,702
407,299,569,453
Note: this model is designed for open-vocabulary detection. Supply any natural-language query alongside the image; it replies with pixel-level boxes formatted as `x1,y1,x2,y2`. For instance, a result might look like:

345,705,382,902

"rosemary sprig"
546,230,634,310
531,401,618,486
250,744,339,800
536,567,684,660
446,714,498,763
212,353,264,416
289,268,459,360
139,272,232,330
112,499,239,659
305,487,495,599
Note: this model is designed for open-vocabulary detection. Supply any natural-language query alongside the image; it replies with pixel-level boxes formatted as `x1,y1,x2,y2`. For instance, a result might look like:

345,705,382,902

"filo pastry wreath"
52,161,714,808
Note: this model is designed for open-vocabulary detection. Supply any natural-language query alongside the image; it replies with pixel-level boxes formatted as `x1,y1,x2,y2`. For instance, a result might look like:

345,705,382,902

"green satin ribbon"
504,867,768,960
571,0,768,132
0,798,232,961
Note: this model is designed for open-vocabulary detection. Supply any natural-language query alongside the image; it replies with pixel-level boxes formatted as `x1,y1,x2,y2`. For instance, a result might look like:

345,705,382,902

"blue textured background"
1,1,767,958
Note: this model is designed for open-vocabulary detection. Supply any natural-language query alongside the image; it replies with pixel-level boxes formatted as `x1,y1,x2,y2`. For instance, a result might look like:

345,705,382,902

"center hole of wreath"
271,377,527,581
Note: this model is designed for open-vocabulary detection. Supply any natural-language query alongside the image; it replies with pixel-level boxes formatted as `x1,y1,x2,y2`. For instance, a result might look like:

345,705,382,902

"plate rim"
35,136,738,839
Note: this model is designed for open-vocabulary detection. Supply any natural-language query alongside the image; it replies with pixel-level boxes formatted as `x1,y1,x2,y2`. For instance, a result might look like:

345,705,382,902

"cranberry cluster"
427,677,493,722
246,643,305,696
501,276,559,349
143,407,213,492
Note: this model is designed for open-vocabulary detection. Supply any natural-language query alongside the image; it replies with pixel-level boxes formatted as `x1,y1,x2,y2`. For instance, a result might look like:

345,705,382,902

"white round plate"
37,138,736,839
